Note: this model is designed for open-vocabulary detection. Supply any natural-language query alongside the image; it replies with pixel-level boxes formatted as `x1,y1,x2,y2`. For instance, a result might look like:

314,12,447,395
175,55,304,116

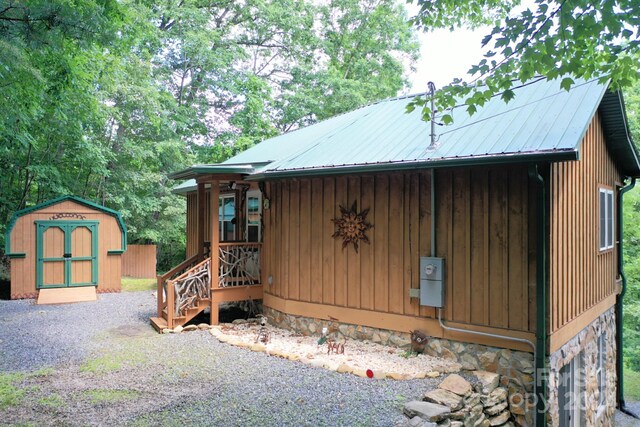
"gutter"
528,164,548,427
617,177,637,417
246,150,579,181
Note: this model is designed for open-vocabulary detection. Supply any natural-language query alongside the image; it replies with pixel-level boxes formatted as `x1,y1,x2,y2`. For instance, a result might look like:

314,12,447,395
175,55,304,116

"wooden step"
150,316,168,333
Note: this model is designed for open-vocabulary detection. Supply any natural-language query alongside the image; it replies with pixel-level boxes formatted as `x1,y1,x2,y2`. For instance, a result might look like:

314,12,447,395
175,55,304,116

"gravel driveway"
0,292,437,426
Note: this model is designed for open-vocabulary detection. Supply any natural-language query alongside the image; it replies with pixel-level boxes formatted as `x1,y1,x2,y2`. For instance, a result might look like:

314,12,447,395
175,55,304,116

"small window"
246,190,262,242
597,332,606,409
219,194,236,242
599,188,614,251
559,352,585,427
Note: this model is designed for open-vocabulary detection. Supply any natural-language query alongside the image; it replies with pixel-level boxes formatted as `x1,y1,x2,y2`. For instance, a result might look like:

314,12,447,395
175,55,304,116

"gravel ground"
0,292,442,426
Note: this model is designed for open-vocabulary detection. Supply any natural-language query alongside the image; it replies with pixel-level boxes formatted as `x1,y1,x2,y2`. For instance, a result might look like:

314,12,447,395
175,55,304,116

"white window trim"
245,190,262,242
219,193,236,242
599,188,614,251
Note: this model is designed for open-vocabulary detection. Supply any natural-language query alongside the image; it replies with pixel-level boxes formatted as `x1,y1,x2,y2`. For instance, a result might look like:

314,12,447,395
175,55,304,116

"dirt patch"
210,321,461,380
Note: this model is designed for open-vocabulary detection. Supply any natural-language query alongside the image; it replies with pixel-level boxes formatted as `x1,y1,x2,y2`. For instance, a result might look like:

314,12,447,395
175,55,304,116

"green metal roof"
173,76,640,191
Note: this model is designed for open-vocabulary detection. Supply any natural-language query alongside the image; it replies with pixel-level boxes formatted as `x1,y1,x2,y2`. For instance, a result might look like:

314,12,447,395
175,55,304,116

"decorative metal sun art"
331,201,373,253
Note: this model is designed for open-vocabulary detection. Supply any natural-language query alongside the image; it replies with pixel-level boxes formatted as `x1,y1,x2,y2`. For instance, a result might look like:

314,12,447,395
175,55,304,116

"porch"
150,175,264,331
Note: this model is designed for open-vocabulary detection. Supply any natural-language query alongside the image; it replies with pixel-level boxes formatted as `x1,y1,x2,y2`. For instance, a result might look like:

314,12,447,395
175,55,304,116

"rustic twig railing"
156,254,199,322
169,257,211,317
218,243,261,288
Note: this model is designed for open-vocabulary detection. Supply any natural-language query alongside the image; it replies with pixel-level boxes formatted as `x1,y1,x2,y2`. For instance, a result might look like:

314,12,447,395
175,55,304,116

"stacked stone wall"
264,307,536,425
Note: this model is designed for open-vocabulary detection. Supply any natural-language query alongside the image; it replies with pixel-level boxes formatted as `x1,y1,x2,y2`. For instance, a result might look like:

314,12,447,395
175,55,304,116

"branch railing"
218,242,261,288
156,254,199,322
169,257,210,318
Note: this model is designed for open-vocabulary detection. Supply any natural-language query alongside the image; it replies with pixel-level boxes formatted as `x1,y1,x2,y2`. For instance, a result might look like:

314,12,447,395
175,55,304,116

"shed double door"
35,221,98,288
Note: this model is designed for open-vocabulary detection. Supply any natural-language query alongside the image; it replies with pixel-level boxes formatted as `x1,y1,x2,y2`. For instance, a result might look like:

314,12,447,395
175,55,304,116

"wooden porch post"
210,179,220,325
197,182,206,262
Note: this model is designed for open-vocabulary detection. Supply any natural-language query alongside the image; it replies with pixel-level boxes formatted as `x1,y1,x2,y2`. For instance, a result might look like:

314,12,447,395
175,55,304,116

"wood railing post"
210,179,220,325
156,275,163,317
166,279,175,329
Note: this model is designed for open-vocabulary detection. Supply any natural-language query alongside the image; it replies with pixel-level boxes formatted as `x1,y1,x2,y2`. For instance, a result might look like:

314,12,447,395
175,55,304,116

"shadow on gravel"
0,279,10,300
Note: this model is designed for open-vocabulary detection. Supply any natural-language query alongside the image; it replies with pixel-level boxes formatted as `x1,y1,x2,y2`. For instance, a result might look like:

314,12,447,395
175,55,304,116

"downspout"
528,164,547,427
617,177,636,415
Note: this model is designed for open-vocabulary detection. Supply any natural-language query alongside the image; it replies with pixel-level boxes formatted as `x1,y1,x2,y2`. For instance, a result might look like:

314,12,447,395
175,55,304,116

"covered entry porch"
151,167,264,331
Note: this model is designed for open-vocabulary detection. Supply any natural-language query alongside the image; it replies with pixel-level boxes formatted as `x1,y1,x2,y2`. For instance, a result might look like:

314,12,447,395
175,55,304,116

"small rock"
408,416,426,427
249,343,266,352
426,371,441,378
423,389,465,411
472,371,500,394
387,372,409,380
451,422,463,427
465,393,481,407
183,324,198,332
337,364,352,374
173,325,183,334
482,388,508,407
488,410,510,426
484,401,508,416
403,401,451,422
197,323,210,330
439,374,473,397
162,328,171,334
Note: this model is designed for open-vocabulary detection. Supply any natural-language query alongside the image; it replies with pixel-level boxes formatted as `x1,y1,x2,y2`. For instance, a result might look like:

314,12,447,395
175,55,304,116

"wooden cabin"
156,77,640,427
4,196,127,303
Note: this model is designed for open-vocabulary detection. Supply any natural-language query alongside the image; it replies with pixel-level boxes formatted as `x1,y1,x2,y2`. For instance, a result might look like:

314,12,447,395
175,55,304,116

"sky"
407,26,489,93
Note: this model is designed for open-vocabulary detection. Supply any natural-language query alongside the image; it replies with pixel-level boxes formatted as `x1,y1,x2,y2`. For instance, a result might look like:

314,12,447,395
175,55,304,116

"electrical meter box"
419,257,445,307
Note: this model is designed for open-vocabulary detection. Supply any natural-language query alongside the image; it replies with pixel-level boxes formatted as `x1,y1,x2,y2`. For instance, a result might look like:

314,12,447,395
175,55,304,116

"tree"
408,0,640,122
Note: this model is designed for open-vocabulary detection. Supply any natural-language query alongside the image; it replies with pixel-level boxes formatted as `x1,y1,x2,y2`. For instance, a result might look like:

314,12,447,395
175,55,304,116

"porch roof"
172,76,640,192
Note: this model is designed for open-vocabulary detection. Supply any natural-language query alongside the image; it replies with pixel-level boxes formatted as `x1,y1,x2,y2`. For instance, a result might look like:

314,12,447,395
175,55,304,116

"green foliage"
623,79,640,371
409,0,640,120
624,368,640,401
0,0,416,271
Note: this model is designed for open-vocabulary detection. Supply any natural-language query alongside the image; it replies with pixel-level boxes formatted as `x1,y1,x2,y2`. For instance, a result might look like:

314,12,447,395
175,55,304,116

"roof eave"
168,164,257,180
247,150,579,181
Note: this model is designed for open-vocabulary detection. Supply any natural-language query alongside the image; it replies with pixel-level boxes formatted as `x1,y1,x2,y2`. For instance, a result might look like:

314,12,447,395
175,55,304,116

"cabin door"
35,221,99,289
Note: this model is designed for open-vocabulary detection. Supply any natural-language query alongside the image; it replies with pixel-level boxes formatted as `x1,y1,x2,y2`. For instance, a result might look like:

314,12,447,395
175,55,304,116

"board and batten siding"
121,244,157,278
9,200,123,298
261,166,537,342
548,112,622,352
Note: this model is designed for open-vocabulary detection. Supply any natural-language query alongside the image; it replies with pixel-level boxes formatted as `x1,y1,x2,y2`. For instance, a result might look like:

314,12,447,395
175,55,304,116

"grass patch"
85,389,139,404
80,355,122,374
39,393,66,409
625,367,640,401
0,373,26,409
121,277,156,292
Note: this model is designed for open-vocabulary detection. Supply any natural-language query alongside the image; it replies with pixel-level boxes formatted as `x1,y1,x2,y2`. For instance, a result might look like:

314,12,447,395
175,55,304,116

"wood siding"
9,200,124,298
549,113,622,344
262,166,537,336
121,244,157,278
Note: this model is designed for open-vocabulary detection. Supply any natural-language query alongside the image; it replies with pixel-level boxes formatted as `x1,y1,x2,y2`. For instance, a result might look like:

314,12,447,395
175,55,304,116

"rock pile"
399,371,515,427
162,323,212,333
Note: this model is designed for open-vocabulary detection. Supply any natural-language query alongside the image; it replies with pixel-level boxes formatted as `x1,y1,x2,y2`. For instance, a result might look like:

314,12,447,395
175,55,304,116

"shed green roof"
5,195,127,258
173,76,640,191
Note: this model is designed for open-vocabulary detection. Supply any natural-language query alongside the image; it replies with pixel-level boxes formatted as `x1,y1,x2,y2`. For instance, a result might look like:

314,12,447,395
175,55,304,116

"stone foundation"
547,307,616,427
265,306,535,425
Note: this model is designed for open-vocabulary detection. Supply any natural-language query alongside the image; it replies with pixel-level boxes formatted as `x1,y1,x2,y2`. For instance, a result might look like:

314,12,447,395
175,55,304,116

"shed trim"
4,195,127,257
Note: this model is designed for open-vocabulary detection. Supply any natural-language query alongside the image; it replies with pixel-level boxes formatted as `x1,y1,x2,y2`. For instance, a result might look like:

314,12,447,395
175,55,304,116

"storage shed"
4,196,127,301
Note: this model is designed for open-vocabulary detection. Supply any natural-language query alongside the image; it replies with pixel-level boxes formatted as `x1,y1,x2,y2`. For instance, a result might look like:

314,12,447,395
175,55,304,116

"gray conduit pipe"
437,309,537,425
